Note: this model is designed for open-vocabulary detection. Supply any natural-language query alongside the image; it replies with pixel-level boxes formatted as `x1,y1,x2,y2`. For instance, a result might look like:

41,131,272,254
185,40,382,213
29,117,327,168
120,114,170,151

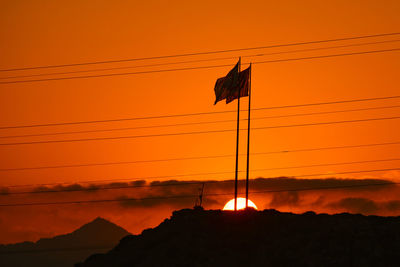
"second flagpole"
245,63,252,208
234,57,241,211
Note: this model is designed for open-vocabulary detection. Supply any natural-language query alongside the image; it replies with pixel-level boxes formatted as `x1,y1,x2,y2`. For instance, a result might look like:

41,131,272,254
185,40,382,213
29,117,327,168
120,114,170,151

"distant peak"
86,216,119,225
92,217,108,223
74,217,126,233
81,217,117,229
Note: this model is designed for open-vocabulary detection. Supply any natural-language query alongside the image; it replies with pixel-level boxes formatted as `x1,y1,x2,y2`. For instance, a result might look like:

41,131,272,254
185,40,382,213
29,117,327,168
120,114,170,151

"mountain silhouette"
0,217,130,267
77,208,400,267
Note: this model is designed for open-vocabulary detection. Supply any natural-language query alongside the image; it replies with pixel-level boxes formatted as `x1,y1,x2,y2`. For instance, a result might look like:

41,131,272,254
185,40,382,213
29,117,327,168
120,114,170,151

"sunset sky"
1,0,400,244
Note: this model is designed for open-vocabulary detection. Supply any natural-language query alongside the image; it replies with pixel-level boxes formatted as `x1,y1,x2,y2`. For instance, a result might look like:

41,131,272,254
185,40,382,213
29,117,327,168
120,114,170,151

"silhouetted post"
245,63,252,208
234,57,241,211
199,183,205,207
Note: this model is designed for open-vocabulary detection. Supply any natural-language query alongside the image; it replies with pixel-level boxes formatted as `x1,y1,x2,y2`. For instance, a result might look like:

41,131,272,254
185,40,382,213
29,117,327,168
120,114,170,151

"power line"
1,167,400,207
276,168,400,180
252,115,400,130
252,38,400,57
1,95,399,130
0,193,200,207
251,140,400,156
2,158,399,195
1,180,217,195
1,32,399,72
1,47,399,84
250,104,400,120
2,38,399,81
0,55,238,80
253,48,400,65
251,158,400,172
4,173,235,190
0,154,233,173
211,179,400,197
2,140,400,176
214,176,400,196
0,115,398,146
1,104,399,140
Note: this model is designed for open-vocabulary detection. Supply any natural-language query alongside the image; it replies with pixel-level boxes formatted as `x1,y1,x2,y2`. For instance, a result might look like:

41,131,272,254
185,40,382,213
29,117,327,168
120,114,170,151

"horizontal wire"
1,95,399,130
251,140,400,156
251,158,400,172
0,55,238,80
252,115,400,130
1,167,400,207
210,173,400,196
1,104,399,139
0,154,233,173
253,48,400,65
3,180,232,195
1,48,400,84
288,168,400,179
2,140,400,176
1,38,399,80
1,32,399,72
2,158,399,195
0,116,398,146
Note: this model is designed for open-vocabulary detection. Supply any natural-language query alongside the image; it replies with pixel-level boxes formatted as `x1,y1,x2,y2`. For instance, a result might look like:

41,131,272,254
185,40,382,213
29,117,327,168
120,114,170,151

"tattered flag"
226,65,251,104
214,61,240,105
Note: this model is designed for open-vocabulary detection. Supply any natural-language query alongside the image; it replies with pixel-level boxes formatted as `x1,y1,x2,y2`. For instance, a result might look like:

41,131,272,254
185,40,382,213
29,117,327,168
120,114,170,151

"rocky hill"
0,217,130,267
77,208,400,267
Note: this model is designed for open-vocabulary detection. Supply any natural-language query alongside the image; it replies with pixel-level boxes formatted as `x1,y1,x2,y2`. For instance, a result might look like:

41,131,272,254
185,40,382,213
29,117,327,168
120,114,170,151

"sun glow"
223,197,258,210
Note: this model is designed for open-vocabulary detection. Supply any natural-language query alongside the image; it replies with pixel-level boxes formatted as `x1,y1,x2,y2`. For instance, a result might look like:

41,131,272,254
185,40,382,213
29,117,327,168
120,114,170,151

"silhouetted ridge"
77,209,400,267
0,217,130,267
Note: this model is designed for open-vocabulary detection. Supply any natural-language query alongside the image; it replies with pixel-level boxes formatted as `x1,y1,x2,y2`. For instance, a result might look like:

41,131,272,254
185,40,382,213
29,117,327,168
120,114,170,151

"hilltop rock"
77,208,400,267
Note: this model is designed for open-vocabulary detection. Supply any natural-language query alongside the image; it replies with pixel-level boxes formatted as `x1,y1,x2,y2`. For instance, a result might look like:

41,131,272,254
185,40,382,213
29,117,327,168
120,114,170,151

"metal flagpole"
234,57,241,211
245,63,252,208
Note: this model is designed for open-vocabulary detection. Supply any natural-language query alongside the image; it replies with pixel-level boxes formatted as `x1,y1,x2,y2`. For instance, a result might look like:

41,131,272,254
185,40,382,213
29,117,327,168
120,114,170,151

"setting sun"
223,198,258,210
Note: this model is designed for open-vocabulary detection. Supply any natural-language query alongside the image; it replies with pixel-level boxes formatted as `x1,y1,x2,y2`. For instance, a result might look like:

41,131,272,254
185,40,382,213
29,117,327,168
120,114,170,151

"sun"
223,197,258,210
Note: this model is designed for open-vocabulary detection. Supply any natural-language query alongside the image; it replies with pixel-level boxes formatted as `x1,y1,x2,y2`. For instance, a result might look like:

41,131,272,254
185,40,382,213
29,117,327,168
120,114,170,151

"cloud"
0,187,9,195
2,177,400,245
250,177,396,193
130,180,146,186
310,195,326,207
383,200,400,211
116,194,197,208
2,177,399,212
327,198,400,215
327,197,379,214
30,181,146,194
269,191,300,208
6,177,395,196
33,183,92,193
114,177,399,210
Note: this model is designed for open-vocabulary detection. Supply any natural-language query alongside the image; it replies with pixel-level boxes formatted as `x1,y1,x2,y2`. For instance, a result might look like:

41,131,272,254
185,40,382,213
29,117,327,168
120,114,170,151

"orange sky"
0,0,400,243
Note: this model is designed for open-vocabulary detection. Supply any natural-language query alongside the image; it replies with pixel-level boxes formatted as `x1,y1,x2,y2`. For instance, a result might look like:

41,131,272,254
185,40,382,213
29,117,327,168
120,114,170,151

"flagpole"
234,57,241,211
245,63,252,208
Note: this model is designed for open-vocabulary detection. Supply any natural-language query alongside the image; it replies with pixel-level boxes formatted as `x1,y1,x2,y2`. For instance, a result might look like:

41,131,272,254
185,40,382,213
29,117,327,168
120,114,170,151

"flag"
226,65,251,104
214,61,240,105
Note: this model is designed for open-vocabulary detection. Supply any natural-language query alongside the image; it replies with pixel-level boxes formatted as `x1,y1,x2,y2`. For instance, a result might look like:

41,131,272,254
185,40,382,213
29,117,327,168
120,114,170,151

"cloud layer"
1,176,400,244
